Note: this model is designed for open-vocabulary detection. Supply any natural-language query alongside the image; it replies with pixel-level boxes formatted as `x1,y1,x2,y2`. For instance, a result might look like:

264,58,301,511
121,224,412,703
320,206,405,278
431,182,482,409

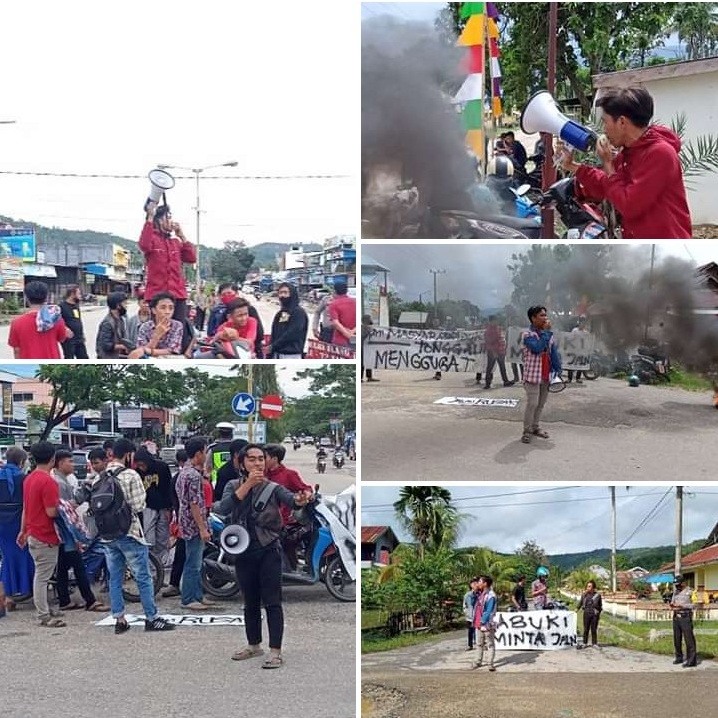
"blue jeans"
104,536,158,620
181,535,204,606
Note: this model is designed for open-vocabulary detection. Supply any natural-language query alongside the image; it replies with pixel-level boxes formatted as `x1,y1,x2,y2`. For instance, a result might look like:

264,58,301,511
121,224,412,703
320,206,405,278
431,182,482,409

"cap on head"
216,422,234,431
536,566,549,578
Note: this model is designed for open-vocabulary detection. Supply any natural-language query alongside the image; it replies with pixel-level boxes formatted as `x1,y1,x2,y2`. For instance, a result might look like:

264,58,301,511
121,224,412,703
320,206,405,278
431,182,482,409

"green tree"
672,3,718,60
393,486,460,559
209,240,255,285
31,365,188,440
515,539,549,577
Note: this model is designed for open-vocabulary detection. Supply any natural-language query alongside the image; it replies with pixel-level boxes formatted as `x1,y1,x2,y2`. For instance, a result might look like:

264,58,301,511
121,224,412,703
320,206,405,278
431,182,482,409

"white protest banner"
494,610,577,650
434,397,519,408
95,614,246,627
506,328,595,371
364,327,485,373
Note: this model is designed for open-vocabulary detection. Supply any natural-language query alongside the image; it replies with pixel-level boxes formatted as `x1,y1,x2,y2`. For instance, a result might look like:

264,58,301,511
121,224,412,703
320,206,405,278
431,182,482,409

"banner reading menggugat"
494,610,577,650
364,327,595,372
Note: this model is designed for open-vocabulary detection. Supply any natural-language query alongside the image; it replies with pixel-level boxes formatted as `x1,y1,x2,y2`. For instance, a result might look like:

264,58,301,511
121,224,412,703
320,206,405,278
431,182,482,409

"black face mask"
118,306,127,317
279,296,292,308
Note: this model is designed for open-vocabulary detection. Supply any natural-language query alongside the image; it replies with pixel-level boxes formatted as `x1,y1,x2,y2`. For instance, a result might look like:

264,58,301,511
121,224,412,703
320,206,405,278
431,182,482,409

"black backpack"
90,467,133,540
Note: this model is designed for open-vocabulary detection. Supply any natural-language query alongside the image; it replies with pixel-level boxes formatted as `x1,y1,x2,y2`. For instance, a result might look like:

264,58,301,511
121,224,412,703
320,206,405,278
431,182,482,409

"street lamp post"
158,161,238,298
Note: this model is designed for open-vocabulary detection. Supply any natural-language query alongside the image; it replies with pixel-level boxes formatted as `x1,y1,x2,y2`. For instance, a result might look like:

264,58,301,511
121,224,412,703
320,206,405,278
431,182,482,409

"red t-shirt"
202,479,213,517
268,464,312,525
22,469,60,544
328,295,356,346
8,311,67,359
216,316,258,347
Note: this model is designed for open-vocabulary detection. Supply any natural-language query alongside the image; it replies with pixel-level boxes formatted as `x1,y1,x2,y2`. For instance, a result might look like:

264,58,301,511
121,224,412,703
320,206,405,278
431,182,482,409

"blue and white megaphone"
520,91,597,152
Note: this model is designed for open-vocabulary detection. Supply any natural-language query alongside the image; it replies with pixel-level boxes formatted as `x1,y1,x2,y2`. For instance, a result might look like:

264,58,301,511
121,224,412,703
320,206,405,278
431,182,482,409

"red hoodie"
138,222,197,300
574,125,692,239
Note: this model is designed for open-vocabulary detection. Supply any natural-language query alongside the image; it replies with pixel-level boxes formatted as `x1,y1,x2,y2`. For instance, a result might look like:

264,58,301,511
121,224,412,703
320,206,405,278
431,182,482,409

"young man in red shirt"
17,441,64,627
214,297,259,357
328,282,356,347
8,281,70,359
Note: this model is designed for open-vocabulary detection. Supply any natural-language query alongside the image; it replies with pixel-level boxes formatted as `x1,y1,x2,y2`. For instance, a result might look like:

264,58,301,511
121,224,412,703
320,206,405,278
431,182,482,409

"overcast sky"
361,243,717,307
362,484,718,555
1,2,355,247
362,2,445,24
0,362,325,399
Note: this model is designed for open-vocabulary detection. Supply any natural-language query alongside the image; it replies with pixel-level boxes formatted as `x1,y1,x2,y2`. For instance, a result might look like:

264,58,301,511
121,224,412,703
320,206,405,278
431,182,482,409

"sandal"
58,602,83,611
231,647,265,661
86,601,110,612
262,654,284,669
40,617,67,628
521,433,531,444
532,429,550,439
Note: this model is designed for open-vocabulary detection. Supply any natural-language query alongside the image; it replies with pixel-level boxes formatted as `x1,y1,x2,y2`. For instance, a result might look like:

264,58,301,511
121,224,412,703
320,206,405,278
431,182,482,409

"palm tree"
393,486,459,559
671,4,718,61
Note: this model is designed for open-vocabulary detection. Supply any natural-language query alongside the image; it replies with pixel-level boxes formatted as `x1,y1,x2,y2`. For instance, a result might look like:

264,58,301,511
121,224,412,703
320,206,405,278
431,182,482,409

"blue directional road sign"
231,392,256,418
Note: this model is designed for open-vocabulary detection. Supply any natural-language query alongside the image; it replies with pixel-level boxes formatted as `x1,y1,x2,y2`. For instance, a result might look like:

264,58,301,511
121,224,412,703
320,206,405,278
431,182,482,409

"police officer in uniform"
670,575,697,668
204,422,236,488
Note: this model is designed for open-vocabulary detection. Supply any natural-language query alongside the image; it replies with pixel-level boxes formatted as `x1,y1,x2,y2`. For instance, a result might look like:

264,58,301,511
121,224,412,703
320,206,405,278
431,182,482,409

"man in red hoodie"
559,87,692,239
139,204,197,329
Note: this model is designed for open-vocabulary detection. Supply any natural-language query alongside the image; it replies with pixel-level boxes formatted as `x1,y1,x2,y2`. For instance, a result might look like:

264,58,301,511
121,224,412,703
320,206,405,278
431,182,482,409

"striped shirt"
522,327,559,384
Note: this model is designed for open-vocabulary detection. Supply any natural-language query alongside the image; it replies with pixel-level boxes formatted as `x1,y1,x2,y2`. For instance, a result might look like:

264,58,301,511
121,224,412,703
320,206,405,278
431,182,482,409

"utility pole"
675,486,684,577
429,269,446,320
541,2,558,239
611,486,617,592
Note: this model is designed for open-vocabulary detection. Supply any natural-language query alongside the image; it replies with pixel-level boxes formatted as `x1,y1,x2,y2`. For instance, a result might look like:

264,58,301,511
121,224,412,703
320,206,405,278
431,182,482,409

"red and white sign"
260,394,284,419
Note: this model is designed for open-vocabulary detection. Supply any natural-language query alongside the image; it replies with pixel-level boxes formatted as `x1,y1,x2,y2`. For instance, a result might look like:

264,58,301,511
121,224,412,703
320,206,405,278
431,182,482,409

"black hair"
102,439,115,450
64,284,80,299
596,87,654,128
134,445,156,467
516,575,525,582
503,130,515,139
154,205,171,223
54,448,73,463
107,292,127,310
6,447,27,466
238,443,266,474
185,436,207,460
25,281,49,305
229,439,248,457
30,441,56,465
334,281,348,295
527,305,547,322
218,283,237,294
149,292,176,309
226,297,250,313
175,448,188,463
488,315,497,322
480,575,494,588
264,443,286,463
112,438,135,461
88,447,107,462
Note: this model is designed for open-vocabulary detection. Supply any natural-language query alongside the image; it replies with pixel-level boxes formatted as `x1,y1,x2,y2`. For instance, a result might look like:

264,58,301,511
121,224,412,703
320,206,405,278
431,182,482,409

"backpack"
89,467,133,540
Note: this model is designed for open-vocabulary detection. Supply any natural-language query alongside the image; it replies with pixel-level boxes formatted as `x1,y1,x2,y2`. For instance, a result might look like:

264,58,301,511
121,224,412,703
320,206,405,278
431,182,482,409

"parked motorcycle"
201,512,242,599
630,345,671,384
194,337,253,360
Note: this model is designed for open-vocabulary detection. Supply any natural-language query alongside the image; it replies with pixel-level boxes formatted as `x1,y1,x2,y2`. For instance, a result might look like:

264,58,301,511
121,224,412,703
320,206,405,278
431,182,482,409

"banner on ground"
307,339,355,360
95,613,246,627
364,327,595,372
434,396,519,407
494,610,577,650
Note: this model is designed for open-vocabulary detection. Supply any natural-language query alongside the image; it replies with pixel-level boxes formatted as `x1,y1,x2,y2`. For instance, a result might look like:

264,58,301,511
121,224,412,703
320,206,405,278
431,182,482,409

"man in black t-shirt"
60,285,88,359
511,575,528,611
134,446,174,568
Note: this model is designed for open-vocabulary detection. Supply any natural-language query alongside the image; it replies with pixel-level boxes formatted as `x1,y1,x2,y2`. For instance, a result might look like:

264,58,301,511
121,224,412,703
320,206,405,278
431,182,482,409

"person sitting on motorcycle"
206,283,265,356
214,444,312,668
502,131,528,172
558,86,692,239
214,298,258,357
316,446,328,460
532,567,550,610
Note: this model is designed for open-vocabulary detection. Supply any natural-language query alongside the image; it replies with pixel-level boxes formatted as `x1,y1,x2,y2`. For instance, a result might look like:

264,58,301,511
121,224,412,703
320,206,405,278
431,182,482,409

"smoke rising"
361,16,477,210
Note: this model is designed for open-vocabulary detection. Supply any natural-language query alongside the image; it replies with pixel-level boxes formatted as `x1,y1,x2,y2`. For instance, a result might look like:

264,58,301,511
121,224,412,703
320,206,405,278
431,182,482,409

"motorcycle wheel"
324,555,356,603
123,550,163,603
201,547,241,599
583,359,601,381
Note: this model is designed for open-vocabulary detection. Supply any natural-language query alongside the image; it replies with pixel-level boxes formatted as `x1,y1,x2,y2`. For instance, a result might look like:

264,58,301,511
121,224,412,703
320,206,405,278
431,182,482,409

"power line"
618,488,673,549
0,170,349,180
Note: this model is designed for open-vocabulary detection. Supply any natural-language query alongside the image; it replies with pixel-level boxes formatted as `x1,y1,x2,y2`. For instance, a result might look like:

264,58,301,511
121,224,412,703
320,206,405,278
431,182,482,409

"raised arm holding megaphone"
522,87,691,239
139,168,197,337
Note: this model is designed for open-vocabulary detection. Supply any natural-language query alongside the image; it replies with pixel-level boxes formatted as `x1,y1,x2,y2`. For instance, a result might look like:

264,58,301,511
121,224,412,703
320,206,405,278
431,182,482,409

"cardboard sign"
434,396,519,408
494,611,577,650
95,614,246,627
506,328,595,371
307,339,356,360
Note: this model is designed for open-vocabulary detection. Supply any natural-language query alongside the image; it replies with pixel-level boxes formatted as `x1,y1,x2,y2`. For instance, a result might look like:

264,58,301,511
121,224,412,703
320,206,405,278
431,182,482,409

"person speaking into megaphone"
139,201,197,333
213,444,312,668
557,87,692,239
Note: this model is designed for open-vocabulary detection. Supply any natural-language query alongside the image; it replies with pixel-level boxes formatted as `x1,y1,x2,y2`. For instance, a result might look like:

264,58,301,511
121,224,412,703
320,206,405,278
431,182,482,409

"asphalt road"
0,293,321,359
361,372,716,481
0,457,356,718
276,443,357,487
362,630,718,718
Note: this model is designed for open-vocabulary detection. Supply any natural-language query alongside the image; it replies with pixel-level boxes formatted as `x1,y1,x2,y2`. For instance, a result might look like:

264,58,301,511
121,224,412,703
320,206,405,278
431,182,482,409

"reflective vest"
208,441,233,484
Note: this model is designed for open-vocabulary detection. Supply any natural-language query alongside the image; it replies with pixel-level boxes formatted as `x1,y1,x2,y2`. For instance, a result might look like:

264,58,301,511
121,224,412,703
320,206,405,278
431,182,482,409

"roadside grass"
599,615,718,659
668,365,714,392
362,607,460,654
362,608,387,630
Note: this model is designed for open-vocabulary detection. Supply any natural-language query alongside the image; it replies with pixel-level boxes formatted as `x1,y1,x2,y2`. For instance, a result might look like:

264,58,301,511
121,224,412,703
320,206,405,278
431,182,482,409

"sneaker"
114,619,131,635
181,601,208,611
488,666,496,672
145,616,176,631
161,585,180,598
503,381,516,387
672,657,684,665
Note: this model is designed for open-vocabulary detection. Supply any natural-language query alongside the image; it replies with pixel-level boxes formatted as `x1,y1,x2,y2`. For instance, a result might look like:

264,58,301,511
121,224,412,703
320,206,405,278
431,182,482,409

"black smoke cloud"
361,16,477,209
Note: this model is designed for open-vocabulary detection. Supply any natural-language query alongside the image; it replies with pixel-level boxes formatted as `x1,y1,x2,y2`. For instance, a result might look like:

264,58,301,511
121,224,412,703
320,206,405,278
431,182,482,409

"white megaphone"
219,524,250,555
520,91,597,152
145,168,175,209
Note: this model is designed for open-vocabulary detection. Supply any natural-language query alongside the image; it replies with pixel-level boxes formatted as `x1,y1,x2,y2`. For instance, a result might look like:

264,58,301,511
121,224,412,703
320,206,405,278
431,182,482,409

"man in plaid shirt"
521,306,562,444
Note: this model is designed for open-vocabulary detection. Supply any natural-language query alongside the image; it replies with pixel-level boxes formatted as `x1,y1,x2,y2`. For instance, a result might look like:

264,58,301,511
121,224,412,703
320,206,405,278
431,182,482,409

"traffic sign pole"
248,365,254,442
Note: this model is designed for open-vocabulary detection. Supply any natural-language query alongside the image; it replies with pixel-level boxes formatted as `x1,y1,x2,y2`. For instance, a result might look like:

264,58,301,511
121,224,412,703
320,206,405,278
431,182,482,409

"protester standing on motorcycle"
215,444,312,668
558,87,692,239
269,283,308,359
521,307,561,444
